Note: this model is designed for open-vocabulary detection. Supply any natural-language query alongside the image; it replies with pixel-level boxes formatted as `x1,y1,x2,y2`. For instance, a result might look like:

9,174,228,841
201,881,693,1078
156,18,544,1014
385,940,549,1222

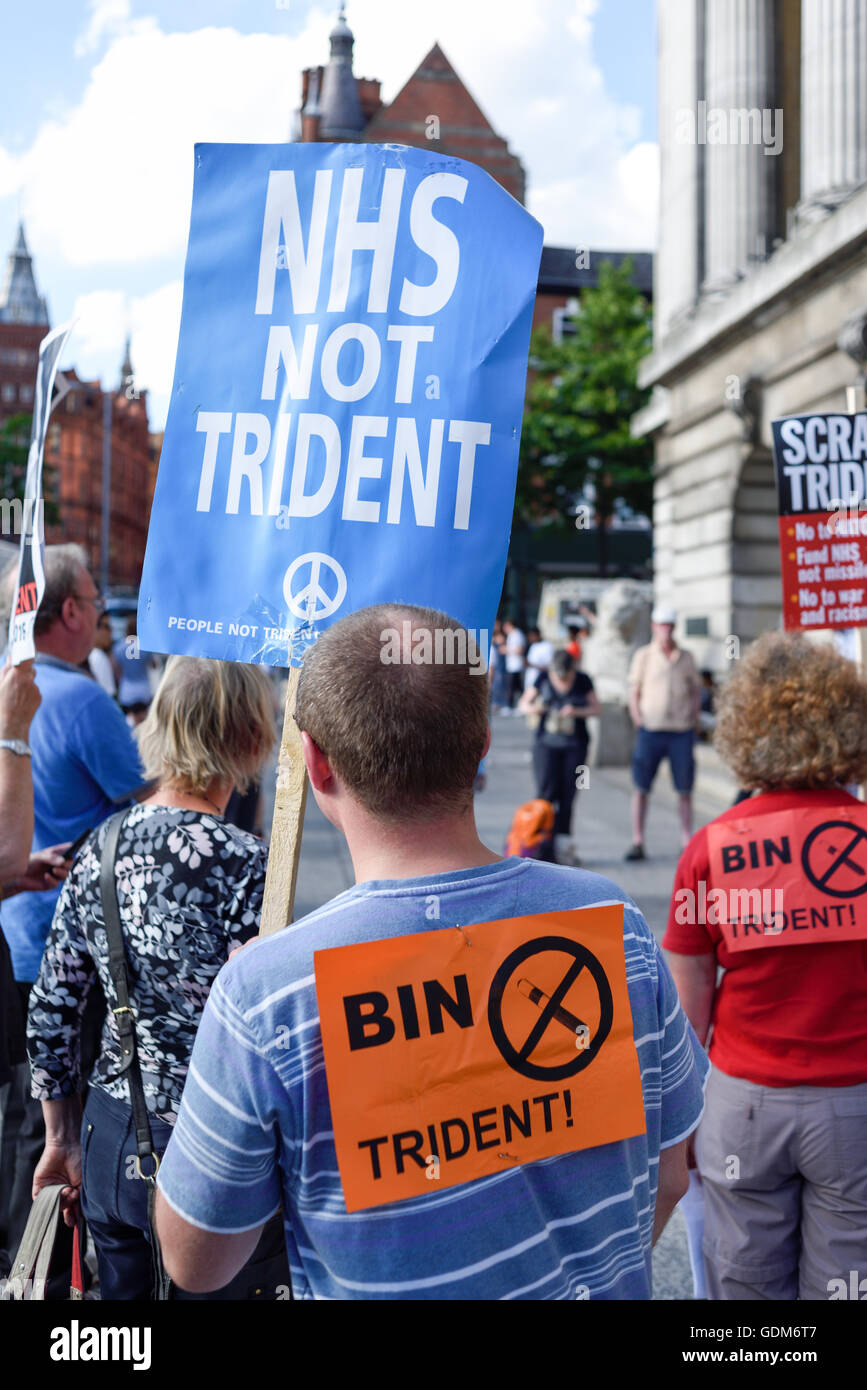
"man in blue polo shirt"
0,544,147,1253
1,545,147,982
155,605,708,1301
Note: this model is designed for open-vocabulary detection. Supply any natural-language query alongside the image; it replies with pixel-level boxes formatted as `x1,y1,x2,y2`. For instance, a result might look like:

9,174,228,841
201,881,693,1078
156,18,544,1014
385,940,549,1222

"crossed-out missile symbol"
518,977,591,1050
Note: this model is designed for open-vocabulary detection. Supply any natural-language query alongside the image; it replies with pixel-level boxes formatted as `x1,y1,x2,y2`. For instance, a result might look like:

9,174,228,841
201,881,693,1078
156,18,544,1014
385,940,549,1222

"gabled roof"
362,43,526,203
365,43,498,137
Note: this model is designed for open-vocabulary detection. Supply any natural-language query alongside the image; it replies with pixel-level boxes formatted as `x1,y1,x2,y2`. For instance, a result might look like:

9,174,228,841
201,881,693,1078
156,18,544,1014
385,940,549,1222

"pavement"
280,709,732,1300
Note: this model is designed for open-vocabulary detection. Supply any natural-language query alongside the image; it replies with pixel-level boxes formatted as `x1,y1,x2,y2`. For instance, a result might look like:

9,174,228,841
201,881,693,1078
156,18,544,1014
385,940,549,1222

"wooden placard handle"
259,665,309,936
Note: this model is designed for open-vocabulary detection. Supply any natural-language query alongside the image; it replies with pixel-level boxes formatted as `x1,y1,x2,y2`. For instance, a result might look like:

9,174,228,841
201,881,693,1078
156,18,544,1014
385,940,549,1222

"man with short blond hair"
155,603,708,1300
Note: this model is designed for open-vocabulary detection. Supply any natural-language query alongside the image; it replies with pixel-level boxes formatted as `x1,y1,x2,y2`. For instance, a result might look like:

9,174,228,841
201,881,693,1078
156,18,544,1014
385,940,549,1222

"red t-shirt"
662,786,867,1087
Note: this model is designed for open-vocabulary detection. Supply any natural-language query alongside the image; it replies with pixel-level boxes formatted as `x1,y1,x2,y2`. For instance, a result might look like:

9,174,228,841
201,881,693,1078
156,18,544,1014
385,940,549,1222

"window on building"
19,384,33,403
1,383,16,403
552,299,581,345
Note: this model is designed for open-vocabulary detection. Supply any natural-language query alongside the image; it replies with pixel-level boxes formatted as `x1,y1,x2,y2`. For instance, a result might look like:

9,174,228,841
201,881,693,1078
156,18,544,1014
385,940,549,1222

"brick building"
292,11,655,616
0,224,154,588
298,22,525,202
295,11,652,335
0,224,48,420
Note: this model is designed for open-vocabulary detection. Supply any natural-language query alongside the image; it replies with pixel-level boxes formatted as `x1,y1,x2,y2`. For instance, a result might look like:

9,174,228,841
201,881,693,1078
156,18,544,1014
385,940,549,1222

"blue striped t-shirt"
157,857,709,1299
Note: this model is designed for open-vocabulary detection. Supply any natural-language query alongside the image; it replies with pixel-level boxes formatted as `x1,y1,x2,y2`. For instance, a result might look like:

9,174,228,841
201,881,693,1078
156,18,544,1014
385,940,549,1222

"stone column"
702,0,778,298
655,0,704,340
799,0,867,221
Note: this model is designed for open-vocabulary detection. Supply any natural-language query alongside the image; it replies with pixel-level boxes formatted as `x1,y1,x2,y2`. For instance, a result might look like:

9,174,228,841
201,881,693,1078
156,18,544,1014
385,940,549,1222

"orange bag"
505,799,555,860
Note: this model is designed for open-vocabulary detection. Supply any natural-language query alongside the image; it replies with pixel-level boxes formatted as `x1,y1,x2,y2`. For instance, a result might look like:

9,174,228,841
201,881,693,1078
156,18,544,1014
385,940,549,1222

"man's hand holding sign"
8,321,74,667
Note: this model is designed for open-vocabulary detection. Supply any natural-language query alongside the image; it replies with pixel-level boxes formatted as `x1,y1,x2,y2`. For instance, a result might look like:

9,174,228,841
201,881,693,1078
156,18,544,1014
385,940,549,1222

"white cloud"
528,97,565,122
15,19,328,267
129,279,183,403
0,146,19,200
67,279,182,426
66,289,126,375
566,0,600,42
8,3,654,266
1,1,656,423
75,0,137,58
530,141,659,248
349,0,650,242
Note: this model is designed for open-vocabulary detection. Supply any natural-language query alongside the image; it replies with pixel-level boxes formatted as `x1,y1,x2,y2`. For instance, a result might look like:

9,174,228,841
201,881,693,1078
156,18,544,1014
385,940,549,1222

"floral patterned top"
27,804,269,1123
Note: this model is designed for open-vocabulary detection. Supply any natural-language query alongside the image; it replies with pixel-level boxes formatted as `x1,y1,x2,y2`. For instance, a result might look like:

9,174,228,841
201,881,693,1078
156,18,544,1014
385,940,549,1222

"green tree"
518,258,654,574
0,413,60,531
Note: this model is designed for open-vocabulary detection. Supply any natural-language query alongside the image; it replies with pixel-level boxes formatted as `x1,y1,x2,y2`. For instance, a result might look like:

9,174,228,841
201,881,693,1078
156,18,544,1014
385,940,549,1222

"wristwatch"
0,739,31,757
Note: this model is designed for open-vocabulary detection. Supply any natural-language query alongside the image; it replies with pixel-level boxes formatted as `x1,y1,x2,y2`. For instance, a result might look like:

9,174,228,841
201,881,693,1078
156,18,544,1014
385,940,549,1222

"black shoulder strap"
99,808,172,1300
99,810,157,1168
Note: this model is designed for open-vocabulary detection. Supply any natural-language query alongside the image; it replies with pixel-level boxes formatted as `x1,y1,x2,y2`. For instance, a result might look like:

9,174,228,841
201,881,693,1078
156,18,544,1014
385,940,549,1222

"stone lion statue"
582,580,651,705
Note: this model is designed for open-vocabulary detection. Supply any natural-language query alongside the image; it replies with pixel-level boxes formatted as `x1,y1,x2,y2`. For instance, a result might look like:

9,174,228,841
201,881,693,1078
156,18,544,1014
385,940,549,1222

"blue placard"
138,143,543,665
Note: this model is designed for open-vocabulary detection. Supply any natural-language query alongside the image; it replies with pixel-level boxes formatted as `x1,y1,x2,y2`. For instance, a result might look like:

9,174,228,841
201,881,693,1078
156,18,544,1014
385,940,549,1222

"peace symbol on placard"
283,552,348,621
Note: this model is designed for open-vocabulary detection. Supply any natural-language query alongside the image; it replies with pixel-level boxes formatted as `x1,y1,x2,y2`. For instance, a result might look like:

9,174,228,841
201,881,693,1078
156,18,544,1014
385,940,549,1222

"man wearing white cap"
625,605,701,860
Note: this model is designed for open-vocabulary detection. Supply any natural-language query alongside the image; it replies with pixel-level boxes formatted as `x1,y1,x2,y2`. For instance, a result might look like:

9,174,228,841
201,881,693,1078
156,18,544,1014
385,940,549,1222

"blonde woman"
26,657,276,1299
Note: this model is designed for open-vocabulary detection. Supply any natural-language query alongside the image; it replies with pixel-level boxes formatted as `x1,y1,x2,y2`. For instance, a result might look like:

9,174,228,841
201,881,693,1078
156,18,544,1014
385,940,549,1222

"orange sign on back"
706,806,867,952
314,904,646,1213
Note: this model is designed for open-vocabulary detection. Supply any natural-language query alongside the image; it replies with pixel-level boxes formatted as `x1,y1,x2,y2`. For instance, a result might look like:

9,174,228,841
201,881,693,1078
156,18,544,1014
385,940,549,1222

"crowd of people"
494,603,703,867
0,546,864,1302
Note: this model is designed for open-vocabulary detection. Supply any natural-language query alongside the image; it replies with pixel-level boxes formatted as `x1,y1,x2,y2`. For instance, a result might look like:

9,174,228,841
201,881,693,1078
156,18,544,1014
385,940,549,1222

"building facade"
43,351,154,590
0,226,154,588
638,0,867,667
296,14,526,201
295,11,651,338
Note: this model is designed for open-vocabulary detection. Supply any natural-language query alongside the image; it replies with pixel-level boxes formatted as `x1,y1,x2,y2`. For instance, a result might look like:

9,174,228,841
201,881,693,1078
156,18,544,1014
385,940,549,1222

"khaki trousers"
695,1065,867,1300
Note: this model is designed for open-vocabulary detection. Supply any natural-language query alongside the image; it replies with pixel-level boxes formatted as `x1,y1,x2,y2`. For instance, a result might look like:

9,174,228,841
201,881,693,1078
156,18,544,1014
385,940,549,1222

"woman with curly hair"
662,632,867,1301
25,656,277,1298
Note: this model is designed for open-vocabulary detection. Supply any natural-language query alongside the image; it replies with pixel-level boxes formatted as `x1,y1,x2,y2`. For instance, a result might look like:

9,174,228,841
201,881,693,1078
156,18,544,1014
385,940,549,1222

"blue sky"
0,0,658,428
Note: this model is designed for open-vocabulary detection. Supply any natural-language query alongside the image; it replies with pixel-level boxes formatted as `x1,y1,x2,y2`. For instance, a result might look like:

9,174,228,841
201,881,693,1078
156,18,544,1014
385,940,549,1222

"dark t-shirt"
0,919,26,1085
536,672,594,747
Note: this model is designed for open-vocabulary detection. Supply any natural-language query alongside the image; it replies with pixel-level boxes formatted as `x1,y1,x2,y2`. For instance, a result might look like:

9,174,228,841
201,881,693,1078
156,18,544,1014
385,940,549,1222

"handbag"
1,1184,86,1301
549,710,577,737
99,809,292,1300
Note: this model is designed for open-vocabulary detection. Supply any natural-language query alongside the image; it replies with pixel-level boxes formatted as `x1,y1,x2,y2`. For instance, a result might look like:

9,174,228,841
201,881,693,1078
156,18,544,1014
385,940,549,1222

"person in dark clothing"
520,649,600,865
